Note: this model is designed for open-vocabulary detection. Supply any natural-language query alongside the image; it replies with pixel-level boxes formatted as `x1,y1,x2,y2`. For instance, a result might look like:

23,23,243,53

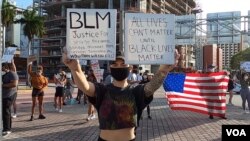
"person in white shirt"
54,69,66,112
137,73,143,82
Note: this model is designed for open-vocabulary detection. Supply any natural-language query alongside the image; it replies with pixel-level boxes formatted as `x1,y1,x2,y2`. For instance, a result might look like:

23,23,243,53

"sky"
16,0,250,16
197,0,250,17
15,0,33,9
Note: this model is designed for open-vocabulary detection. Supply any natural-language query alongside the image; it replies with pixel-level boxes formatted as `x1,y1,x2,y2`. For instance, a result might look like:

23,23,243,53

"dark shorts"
55,87,64,97
32,88,44,97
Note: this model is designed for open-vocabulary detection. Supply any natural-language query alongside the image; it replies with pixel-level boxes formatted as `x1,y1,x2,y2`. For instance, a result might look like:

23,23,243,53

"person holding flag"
62,49,179,141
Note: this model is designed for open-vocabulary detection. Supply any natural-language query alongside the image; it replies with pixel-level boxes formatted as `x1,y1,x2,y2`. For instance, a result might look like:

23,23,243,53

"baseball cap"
208,64,216,69
115,50,125,61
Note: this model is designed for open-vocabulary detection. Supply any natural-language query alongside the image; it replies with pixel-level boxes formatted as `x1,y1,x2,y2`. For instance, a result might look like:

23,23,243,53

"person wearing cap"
62,50,179,141
27,57,48,121
2,62,19,136
207,64,216,72
207,64,216,119
206,64,228,119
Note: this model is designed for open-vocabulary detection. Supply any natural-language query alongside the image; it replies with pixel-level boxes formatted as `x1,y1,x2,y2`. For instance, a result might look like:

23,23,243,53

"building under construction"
33,0,196,76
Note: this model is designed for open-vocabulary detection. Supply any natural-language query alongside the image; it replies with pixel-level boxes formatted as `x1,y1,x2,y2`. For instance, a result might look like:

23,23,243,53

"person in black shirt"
63,49,180,141
227,74,235,105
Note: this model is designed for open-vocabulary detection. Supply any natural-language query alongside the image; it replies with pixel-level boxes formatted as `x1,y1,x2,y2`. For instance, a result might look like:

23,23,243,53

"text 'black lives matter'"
222,125,250,141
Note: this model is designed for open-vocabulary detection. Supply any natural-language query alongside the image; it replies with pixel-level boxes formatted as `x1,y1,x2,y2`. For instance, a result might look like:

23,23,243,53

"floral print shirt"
87,83,152,130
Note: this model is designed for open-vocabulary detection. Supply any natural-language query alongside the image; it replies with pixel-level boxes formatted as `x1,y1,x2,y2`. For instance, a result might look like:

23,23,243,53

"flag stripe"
166,92,226,99
179,92,227,96
164,72,229,118
184,84,228,90
184,89,227,94
170,107,226,117
167,95,226,103
168,104,226,113
185,79,229,83
168,102,226,110
169,98,226,110
184,82,228,86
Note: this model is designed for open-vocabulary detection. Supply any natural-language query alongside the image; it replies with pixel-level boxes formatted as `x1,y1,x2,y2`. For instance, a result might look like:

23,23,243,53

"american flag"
163,72,229,118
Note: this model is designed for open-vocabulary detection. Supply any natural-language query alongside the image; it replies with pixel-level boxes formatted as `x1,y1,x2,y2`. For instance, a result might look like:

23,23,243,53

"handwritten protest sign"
89,60,103,82
66,9,117,60
90,60,100,70
240,61,250,72
94,69,104,83
2,47,17,63
124,13,175,64
20,35,29,58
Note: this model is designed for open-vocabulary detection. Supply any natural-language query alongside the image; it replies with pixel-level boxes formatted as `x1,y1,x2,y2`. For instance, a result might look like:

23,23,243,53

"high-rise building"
175,14,196,69
206,11,244,69
33,0,196,76
203,44,222,71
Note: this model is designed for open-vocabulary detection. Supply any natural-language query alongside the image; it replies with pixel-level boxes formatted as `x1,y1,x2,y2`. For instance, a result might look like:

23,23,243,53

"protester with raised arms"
28,56,48,121
63,48,179,141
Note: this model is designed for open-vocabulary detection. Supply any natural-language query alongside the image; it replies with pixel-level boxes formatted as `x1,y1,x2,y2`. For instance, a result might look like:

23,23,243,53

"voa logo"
226,129,246,136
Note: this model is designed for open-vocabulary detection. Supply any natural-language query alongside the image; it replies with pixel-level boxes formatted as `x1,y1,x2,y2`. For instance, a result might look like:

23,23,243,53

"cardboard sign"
124,13,175,64
240,61,250,72
66,9,117,60
20,34,29,58
94,69,104,83
2,47,17,63
90,60,100,70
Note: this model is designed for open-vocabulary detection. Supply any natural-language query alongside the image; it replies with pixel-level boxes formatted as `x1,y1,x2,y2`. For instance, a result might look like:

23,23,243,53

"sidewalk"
2,86,250,141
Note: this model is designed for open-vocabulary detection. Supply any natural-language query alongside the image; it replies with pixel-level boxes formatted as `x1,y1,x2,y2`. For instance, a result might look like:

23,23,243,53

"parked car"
232,83,241,94
232,83,250,94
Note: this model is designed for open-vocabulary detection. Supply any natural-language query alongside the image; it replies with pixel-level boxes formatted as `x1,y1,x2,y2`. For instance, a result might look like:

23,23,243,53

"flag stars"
164,73,185,92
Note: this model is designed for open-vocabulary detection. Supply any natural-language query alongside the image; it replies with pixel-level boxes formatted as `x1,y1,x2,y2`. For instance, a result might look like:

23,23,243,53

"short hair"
37,65,43,71
2,63,12,70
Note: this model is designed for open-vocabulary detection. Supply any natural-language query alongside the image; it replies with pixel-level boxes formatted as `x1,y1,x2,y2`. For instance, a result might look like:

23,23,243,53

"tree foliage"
230,48,250,69
14,9,45,55
19,9,46,41
1,0,16,27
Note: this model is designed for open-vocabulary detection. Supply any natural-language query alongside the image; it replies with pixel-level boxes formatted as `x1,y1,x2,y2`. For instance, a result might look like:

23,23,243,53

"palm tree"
15,9,45,86
16,9,45,55
1,0,16,53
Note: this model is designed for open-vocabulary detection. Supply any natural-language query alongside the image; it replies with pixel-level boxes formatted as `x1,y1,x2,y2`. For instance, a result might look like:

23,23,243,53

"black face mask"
110,67,129,81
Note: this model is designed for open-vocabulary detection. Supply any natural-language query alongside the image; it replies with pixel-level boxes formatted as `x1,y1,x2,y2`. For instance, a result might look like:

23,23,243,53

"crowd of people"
2,52,250,139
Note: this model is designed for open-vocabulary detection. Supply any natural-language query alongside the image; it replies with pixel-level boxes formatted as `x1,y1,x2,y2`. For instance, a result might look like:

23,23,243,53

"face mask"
36,70,42,75
143,75,147,79
110,67,129,81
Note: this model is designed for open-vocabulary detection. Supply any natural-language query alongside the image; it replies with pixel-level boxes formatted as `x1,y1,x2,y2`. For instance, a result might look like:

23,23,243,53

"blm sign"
66,9,117,60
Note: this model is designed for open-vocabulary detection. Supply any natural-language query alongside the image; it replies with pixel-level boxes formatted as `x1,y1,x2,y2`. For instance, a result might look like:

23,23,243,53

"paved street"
2,84,250,141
